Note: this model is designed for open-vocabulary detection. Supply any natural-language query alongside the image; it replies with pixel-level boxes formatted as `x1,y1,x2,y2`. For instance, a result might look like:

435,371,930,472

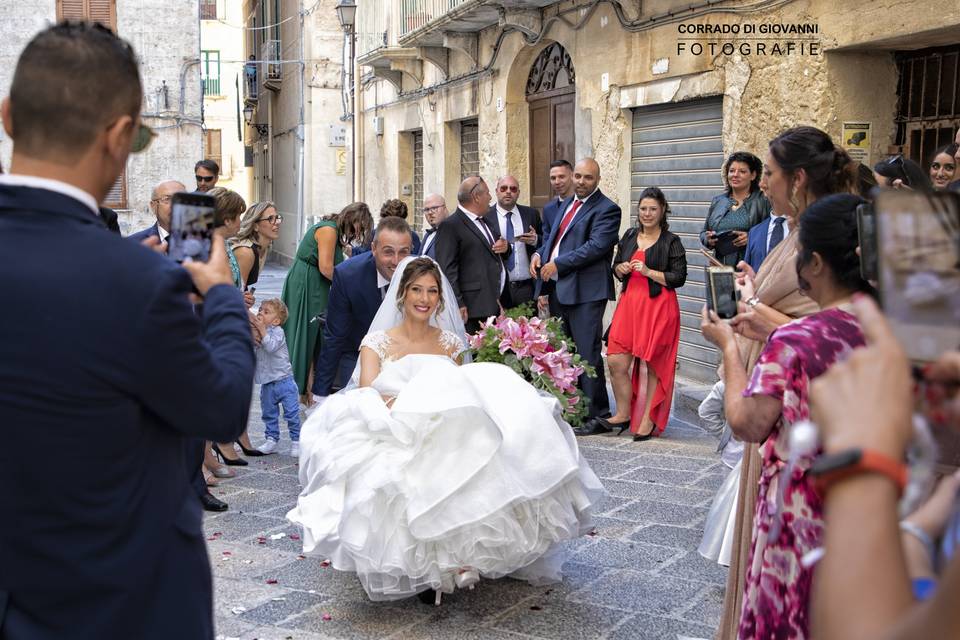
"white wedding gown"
287,329,604,601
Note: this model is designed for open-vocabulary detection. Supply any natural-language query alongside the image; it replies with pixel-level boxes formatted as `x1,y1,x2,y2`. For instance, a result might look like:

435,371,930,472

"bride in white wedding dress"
287,256,603,602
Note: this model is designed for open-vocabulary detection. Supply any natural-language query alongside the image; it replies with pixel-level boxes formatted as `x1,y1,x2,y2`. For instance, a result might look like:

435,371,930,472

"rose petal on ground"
265,579,278,584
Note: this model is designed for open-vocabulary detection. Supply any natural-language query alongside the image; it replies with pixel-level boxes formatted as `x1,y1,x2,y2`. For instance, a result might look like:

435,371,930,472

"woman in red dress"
601,187,687,440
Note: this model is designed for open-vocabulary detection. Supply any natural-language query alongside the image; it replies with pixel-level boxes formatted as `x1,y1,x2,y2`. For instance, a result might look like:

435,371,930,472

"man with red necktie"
530,158,622,434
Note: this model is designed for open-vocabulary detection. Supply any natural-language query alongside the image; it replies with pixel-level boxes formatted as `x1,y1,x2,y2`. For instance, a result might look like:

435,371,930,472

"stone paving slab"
209,266,726,640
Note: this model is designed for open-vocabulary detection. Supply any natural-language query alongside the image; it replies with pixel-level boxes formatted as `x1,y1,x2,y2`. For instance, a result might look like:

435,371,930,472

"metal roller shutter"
630,97,724,383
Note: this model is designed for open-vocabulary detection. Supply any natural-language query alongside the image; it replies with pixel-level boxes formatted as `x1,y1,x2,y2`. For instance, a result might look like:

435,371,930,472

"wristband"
746,296,761,308
809,447,908,497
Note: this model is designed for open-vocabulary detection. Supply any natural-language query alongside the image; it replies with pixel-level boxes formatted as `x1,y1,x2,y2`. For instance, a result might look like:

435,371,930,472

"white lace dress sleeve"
439,330,466,361
359,330,391,362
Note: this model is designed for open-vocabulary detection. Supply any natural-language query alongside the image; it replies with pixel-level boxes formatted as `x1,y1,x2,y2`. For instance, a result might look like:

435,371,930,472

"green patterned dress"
281,220,344,395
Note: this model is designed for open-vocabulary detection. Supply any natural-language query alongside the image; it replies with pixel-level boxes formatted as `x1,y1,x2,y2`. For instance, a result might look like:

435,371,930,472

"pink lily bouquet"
468,305,596,427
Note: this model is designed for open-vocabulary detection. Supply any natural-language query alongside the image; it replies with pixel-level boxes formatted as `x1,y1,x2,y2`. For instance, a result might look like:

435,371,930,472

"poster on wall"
842,122,872,166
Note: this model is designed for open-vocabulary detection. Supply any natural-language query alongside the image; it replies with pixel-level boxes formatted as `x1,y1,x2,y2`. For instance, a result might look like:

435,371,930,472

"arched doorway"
526,43,575,210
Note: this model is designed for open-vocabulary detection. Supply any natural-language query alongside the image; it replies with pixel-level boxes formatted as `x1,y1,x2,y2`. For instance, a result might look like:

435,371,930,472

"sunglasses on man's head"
195,175,216,183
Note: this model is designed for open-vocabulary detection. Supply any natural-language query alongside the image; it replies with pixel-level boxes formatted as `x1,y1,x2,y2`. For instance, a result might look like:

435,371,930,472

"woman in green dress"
282,202,373,405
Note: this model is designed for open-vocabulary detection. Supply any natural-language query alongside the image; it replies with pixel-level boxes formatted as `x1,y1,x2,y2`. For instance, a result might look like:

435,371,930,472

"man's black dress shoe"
200,491,228,512
574,417,613,436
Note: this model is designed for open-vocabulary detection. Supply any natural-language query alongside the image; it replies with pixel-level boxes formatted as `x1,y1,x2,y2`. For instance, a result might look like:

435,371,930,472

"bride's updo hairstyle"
396,257,445,313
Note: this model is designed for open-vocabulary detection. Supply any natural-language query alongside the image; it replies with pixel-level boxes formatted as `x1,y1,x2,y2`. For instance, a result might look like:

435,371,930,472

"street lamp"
336,0,357,201
242,105,254,125
335,0,357,31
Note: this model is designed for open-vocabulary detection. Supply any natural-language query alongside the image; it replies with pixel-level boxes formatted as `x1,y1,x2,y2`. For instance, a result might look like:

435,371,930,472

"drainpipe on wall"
297,4,307,241
353,38,364,202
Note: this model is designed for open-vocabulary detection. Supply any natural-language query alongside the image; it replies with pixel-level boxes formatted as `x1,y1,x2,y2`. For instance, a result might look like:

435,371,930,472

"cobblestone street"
208,266,726,640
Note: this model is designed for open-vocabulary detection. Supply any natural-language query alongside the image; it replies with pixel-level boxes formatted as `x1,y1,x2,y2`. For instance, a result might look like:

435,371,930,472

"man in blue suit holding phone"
0,22,254,639
312,216,414,398
530,158,621,433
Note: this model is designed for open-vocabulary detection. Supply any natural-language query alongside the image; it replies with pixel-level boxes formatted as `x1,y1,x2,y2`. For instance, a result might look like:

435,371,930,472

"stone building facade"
0,0,203,235
351,0,960,382
241,0,352,264
201,0,252,205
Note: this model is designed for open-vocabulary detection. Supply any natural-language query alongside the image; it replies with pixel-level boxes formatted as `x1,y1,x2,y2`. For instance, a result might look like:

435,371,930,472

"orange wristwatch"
809,448,908,497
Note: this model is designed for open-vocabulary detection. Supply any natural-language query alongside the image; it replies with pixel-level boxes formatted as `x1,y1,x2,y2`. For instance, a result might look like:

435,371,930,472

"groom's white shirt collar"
377,270,390,290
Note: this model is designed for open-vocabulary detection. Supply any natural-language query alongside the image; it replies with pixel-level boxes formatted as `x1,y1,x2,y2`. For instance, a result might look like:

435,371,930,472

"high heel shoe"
213,443,248,466
236,440,266,457
598,416,631,436
632,424,656,442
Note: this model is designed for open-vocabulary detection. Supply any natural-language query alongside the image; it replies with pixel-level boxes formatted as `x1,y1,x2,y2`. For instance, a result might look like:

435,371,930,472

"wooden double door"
528,89,575,210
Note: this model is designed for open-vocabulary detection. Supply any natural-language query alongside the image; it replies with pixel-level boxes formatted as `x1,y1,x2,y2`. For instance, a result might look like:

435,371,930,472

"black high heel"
632,424,656,442
213,443,248,466
598,416,631,436
235,440,266,457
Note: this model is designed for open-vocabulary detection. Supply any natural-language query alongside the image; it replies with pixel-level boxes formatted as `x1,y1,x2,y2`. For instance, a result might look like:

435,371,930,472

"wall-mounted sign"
842,122,871,166
335,148,347,176
328,124,347,147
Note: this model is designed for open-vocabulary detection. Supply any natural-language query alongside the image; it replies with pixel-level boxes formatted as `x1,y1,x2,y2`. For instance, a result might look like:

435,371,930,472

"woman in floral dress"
701,194,875,638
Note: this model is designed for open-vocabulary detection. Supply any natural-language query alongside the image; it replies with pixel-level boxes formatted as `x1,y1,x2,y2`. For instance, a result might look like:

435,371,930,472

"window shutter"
57,1,117,31
103,168,127,209
204,130,223,176
87,0,117,30
57,0,84,19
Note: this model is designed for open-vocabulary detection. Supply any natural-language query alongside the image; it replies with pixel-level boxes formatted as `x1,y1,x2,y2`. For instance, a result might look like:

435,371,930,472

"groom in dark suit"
0,22,254,639
312,216,414,397
530,158,621,432
436,176,511,333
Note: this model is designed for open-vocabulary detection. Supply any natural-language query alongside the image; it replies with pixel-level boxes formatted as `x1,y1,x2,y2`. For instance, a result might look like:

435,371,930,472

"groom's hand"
459,306,468,322
539,261,557,281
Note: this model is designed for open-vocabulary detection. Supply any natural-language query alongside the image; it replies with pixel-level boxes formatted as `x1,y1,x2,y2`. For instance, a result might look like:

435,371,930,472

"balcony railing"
202,77,220,96
261,39,282,82
400,0,470,37
243,65,259,103
357,0,399,58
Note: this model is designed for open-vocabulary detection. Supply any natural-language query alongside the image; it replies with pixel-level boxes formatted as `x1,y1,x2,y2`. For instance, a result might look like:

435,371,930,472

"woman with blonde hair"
232,201,282,294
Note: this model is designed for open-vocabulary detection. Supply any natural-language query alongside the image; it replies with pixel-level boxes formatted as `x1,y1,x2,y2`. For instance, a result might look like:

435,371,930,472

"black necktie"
380,284,388,301
768,217,785,252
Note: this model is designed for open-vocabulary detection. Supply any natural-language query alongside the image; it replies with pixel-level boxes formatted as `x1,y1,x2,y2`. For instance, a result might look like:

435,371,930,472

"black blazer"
612,227,687,297
435,207,510,319
0,185,255,639
485,204,542,269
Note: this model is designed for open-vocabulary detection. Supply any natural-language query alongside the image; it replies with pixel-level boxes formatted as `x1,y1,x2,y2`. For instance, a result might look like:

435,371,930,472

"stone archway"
524,42,576,209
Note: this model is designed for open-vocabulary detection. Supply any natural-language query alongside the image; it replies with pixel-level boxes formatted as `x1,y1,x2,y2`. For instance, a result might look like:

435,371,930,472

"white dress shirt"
421,227,437,256
460,206,505,293
765,215,789,252
494,204,532,282
545,187,600,279
0,173,99,217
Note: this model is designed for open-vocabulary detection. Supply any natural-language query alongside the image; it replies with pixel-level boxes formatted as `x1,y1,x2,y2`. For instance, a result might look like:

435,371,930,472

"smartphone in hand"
168,192,216,263
875,190,960,362
705,266,739,319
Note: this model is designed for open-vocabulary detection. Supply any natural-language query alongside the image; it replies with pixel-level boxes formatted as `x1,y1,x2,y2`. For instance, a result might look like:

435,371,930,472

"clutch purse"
714,231,739,258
